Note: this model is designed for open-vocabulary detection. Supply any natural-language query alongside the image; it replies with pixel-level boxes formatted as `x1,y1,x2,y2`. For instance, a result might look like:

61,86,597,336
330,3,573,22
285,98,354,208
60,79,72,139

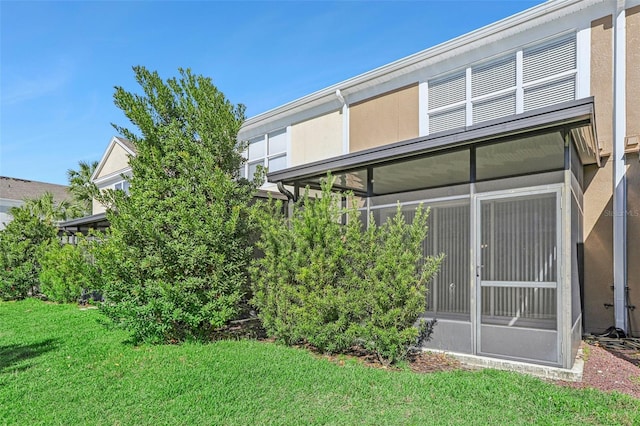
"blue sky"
1,0,543,185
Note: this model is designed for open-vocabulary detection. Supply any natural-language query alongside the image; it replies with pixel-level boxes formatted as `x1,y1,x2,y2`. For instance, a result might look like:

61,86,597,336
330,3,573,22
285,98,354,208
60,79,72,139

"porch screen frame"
474,184,563,365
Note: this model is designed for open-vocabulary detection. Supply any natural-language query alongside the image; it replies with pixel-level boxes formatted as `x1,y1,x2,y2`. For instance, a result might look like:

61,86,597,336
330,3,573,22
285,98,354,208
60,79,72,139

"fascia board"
93,167,133,186
267,98,595,183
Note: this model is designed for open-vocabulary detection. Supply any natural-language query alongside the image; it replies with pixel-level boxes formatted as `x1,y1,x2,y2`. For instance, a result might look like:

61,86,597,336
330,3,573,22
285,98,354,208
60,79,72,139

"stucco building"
238,0,640,370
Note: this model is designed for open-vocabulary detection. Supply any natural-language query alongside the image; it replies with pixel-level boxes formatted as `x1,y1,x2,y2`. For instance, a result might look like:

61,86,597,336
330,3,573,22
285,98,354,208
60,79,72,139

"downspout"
613,1,628,333
336,89,349,154
276,181,295,202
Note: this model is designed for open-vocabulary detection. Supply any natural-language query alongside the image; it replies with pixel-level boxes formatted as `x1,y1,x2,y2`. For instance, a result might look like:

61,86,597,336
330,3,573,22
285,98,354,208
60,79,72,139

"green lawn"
1,300,638,425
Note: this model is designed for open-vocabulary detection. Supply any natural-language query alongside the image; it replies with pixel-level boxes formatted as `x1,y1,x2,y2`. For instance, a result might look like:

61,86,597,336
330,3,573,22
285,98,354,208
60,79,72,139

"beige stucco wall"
291,111,343,166
92,198,106,215
627,6,640,141
96,143,131,179
591,15,614,155
583,160,614,334
349,84,419,153
626,158,640,336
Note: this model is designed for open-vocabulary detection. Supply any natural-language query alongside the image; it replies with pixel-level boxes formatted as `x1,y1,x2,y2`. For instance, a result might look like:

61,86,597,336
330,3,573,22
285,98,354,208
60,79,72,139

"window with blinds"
426,34,576,134
473,93,516,124
472,55,516,98
428,72,466,110
240,129,288,180
523,36,576,83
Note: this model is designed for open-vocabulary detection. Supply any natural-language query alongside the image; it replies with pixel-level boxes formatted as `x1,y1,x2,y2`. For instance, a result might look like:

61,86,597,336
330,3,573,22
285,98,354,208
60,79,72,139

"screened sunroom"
268,98,600,369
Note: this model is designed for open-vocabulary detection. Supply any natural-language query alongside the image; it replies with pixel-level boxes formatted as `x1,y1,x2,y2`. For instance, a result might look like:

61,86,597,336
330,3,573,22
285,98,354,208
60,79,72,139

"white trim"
472,87,518,103
427,100,468,115
419,81,429,136
285,126,292,168
613,2,627,332
342,103,349,154
473,183,564,200
516,50,524,114
521,69,577,90
480,281,557,289
366,194,470,211
576,26,591,98
93,167,133,186
465,68,473,127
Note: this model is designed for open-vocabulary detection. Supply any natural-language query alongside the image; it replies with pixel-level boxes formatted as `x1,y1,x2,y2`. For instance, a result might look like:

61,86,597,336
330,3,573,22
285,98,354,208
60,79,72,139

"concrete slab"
422,348,584,382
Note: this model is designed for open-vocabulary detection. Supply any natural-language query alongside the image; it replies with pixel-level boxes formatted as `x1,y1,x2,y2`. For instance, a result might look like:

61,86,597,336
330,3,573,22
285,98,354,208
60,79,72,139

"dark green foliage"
251,176,442,364
38,235,102,303
95,66,258,343
0,206,57,300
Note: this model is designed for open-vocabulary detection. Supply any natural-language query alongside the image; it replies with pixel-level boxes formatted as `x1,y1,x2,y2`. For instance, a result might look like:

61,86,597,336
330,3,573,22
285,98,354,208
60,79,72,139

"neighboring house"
91,136,135,215
238,0,640,371
58,136,285,235
58,136,133,236
0,176,71,230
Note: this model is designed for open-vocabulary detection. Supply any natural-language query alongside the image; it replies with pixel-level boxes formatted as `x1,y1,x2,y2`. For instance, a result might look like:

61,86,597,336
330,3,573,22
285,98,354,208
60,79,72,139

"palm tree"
67,160,99,216
21,192,71,222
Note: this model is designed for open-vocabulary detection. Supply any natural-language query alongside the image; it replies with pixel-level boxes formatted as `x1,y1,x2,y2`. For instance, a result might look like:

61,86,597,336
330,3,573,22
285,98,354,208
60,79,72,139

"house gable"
92,137,136,183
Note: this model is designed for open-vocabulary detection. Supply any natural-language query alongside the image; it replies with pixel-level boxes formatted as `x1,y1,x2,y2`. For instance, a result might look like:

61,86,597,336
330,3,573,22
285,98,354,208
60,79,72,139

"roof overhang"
268,97,600,187
58,212,110,234
56,189,287,235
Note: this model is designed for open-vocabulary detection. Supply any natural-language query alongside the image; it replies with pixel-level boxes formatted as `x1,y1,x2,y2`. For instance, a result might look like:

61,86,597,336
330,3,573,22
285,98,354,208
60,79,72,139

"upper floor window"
426,34,576,134
114,180,130,195
240,128,288,180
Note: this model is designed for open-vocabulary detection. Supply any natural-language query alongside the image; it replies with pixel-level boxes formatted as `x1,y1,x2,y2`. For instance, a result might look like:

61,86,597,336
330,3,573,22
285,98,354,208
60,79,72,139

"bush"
39,235,102,303
251,175,442,364
0,206,57,300
95,67,258,343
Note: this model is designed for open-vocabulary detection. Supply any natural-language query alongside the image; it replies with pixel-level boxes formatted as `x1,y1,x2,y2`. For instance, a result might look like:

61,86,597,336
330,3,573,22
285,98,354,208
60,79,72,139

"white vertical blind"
481,194,556,282
473,93,516,124
248,136,265,160
523,36,576,83
472,55,516,98
428,72,466,109
268,129,287,154
429,107,466,134
524,77,576,111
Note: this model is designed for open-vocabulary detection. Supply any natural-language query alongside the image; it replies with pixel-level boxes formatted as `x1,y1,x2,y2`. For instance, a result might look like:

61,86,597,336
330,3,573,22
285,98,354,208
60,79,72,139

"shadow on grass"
0,339,58,373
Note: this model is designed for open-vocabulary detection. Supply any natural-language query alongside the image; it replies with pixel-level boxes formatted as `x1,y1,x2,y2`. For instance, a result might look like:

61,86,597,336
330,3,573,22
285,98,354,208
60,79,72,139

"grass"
1,300,638,425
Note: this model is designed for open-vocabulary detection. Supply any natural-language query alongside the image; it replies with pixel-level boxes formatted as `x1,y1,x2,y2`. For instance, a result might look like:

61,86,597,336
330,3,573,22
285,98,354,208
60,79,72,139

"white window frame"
424,34,577,135
114,180,130,195
241,128,288,181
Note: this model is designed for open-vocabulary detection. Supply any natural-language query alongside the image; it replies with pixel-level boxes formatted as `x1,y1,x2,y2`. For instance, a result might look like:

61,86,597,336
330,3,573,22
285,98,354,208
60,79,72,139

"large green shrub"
251,176,442,364
95,67,259,343
0,205,58,300
39,235,102,303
